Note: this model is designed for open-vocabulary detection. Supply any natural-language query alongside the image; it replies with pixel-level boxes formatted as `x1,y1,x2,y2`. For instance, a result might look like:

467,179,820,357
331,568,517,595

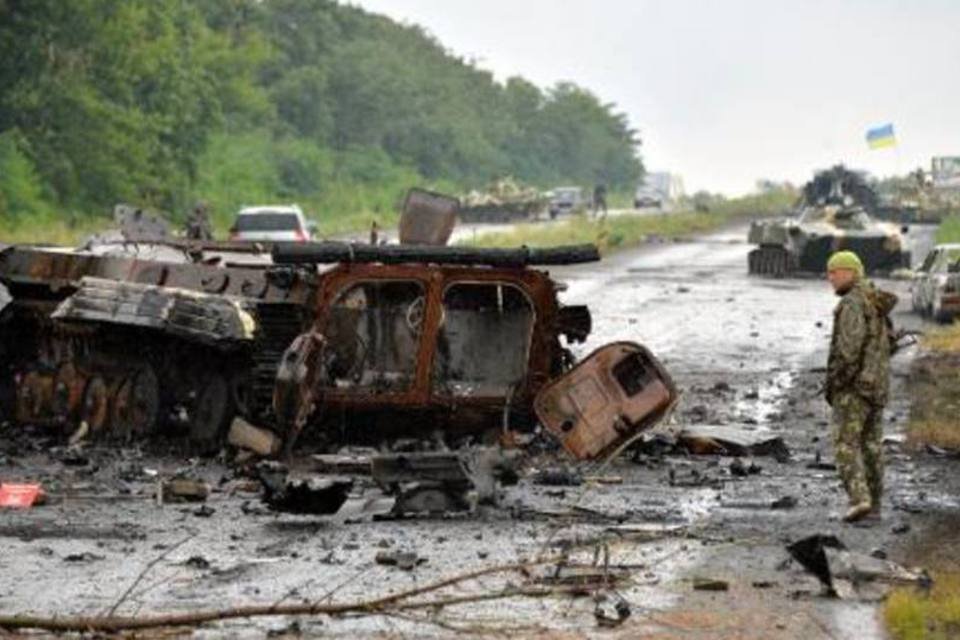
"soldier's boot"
843,501,872,523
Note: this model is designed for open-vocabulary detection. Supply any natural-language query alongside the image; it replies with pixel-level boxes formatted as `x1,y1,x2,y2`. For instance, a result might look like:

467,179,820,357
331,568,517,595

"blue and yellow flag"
866,123,896,149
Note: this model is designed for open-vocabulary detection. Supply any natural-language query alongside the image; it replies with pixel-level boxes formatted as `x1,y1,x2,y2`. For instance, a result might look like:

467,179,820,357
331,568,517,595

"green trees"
0,0,643,232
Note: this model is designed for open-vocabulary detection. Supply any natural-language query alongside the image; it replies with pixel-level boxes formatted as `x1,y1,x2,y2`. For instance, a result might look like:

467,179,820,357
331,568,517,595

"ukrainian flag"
866,123,896,149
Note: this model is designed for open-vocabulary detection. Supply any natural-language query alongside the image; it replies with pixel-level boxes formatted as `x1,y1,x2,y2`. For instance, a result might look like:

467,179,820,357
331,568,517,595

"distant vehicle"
634,172,684,210
230,205,315,242
911,244,960,323
548,187,586,219
748,166,910,277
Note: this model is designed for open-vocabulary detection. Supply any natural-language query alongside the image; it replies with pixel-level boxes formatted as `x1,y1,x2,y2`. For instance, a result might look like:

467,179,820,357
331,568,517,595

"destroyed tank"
748,166,910,276
0,207,317,446
458,177,547,224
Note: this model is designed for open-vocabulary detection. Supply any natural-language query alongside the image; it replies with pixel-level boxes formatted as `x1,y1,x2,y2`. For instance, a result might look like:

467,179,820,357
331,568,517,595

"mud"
1,222,956,638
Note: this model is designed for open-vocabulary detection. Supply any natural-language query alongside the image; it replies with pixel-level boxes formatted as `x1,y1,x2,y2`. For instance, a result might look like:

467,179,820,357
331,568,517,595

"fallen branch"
0,560,562,633
106,534,195,616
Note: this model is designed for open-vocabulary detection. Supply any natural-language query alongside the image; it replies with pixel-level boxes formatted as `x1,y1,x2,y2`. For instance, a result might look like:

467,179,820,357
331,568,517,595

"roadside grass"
904,324,960,452
460,190,792,251
0,214,105,246
935,215,960,244
462,211,720,251
920,322,960,353
885,572,960,640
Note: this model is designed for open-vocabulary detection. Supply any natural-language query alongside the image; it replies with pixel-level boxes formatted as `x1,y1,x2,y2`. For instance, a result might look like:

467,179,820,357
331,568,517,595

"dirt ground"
1,222,956,638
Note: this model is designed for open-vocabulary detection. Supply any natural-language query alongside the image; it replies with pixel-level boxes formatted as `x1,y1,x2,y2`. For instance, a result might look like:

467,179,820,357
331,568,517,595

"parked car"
548,187,586,219
230,205,315,242
912,243,960,322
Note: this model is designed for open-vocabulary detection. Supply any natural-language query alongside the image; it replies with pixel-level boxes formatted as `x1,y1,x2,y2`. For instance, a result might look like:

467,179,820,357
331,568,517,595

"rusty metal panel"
534,341,678,460
399,188,459,246
52,277,255,347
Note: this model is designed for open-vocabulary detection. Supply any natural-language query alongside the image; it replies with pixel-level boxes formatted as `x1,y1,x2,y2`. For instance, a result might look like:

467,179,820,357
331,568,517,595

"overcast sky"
353,0,958,195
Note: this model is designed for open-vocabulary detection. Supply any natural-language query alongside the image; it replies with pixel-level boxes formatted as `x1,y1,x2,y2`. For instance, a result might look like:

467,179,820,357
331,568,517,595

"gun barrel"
272,242,601,267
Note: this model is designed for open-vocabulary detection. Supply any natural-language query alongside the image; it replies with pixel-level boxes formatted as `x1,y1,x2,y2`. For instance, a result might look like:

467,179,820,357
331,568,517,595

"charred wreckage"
0,222,676,464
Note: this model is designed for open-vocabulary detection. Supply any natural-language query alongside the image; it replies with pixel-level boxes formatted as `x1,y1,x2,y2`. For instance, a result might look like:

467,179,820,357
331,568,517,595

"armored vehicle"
0,231,677,459
270,242,678,459
458,177,547,224
0,238,315,445
748,166,910,277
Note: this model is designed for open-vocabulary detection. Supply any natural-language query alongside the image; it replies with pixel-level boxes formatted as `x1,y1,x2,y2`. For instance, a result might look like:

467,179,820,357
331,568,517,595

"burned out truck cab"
272,242,678,458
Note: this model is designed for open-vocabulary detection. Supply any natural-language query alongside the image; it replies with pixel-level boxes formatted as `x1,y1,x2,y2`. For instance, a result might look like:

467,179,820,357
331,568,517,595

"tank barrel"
271,241,601,267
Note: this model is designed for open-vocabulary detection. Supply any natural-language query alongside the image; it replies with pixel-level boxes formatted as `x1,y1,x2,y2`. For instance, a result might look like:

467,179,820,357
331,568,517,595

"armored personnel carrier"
458,177,547,223
748,166,910,277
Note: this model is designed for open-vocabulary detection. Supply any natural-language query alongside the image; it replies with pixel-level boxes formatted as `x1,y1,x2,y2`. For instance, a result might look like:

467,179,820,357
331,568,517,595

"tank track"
748,246,797,278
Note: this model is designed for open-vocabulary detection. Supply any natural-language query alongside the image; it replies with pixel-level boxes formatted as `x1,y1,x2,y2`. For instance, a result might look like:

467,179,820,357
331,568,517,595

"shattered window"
325,280,424,391
433,282,534,397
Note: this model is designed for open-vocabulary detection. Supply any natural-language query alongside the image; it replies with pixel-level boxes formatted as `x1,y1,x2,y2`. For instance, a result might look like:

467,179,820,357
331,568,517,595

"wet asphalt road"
0,221,951,638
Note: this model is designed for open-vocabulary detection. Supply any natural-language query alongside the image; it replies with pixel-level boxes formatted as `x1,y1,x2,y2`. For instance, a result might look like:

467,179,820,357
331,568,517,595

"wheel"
189,372,233,447
111,365,161,437
80,376,110,433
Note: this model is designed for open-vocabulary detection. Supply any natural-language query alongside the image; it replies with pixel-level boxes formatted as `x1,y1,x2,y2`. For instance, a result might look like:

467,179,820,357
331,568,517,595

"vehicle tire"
189,371,233,449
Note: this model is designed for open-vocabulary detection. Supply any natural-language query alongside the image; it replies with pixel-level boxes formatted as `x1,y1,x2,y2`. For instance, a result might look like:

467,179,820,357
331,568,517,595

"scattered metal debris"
678,425,791,461
787,534,930,599
374,550,426,570
692,577,729,591
256,461,353,515
159,478,210,503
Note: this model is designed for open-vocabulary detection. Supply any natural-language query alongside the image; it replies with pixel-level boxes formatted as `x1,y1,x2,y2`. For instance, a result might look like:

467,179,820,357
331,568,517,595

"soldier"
825,250,895,522
186,201,213,241
592,183,608,219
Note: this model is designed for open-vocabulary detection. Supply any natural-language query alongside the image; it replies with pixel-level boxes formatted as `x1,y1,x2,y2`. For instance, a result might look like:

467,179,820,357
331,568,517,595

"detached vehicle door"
534,342,678,460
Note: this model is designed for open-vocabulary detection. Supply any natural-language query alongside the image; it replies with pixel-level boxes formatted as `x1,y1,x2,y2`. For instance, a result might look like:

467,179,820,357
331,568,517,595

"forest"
0,0,643,233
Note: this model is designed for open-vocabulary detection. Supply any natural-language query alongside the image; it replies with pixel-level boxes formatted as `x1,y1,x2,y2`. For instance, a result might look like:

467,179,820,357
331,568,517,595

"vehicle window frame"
323,277,429,394
431,279,537,399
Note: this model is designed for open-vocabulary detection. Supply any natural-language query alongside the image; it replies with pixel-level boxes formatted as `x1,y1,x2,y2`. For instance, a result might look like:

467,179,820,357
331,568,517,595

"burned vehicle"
271,243,678,458
0,238,314,445
911,244,960,323
0,216,676,459
748,166,910,277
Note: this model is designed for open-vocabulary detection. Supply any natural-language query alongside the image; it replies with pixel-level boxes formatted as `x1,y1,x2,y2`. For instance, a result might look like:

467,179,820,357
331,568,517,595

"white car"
911,243,960,323
230,205,315,242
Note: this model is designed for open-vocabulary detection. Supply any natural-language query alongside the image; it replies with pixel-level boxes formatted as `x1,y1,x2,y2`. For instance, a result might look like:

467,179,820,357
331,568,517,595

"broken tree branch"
105,534,195,616
0,560,566,633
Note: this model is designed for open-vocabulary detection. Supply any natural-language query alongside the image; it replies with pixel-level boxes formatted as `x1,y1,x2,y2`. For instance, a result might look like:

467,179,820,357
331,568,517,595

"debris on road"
0,483,46,508
594,592,631,627
256,461,352,515
374,550,426,570
160,478,210,503
531,467,583,486
228,419,281,457
311,450,375,475
678,425,791,461
692,576,730,591
787,534,930,599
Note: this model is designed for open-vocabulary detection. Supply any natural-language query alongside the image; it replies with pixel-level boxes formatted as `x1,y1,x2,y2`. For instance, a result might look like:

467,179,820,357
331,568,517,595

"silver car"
230,205,315,242
912,243,960,322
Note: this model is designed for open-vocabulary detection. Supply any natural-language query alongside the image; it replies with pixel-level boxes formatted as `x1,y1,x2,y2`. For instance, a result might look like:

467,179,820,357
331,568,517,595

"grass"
462,210,724,251
461,190,792,251
921,323,960,353
904,324,960,452
0,214,107,246
935,215,960,244
885,572,960,640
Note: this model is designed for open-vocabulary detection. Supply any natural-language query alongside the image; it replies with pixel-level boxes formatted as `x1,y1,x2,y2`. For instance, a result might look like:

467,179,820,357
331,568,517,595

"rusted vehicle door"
534,342,678,460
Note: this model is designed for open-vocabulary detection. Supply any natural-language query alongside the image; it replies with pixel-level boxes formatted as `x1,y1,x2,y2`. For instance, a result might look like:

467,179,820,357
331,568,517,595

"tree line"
0,0,643,228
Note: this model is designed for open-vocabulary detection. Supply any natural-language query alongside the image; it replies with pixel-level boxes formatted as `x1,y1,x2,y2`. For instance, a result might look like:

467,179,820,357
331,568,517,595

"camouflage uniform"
826,280,894,507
